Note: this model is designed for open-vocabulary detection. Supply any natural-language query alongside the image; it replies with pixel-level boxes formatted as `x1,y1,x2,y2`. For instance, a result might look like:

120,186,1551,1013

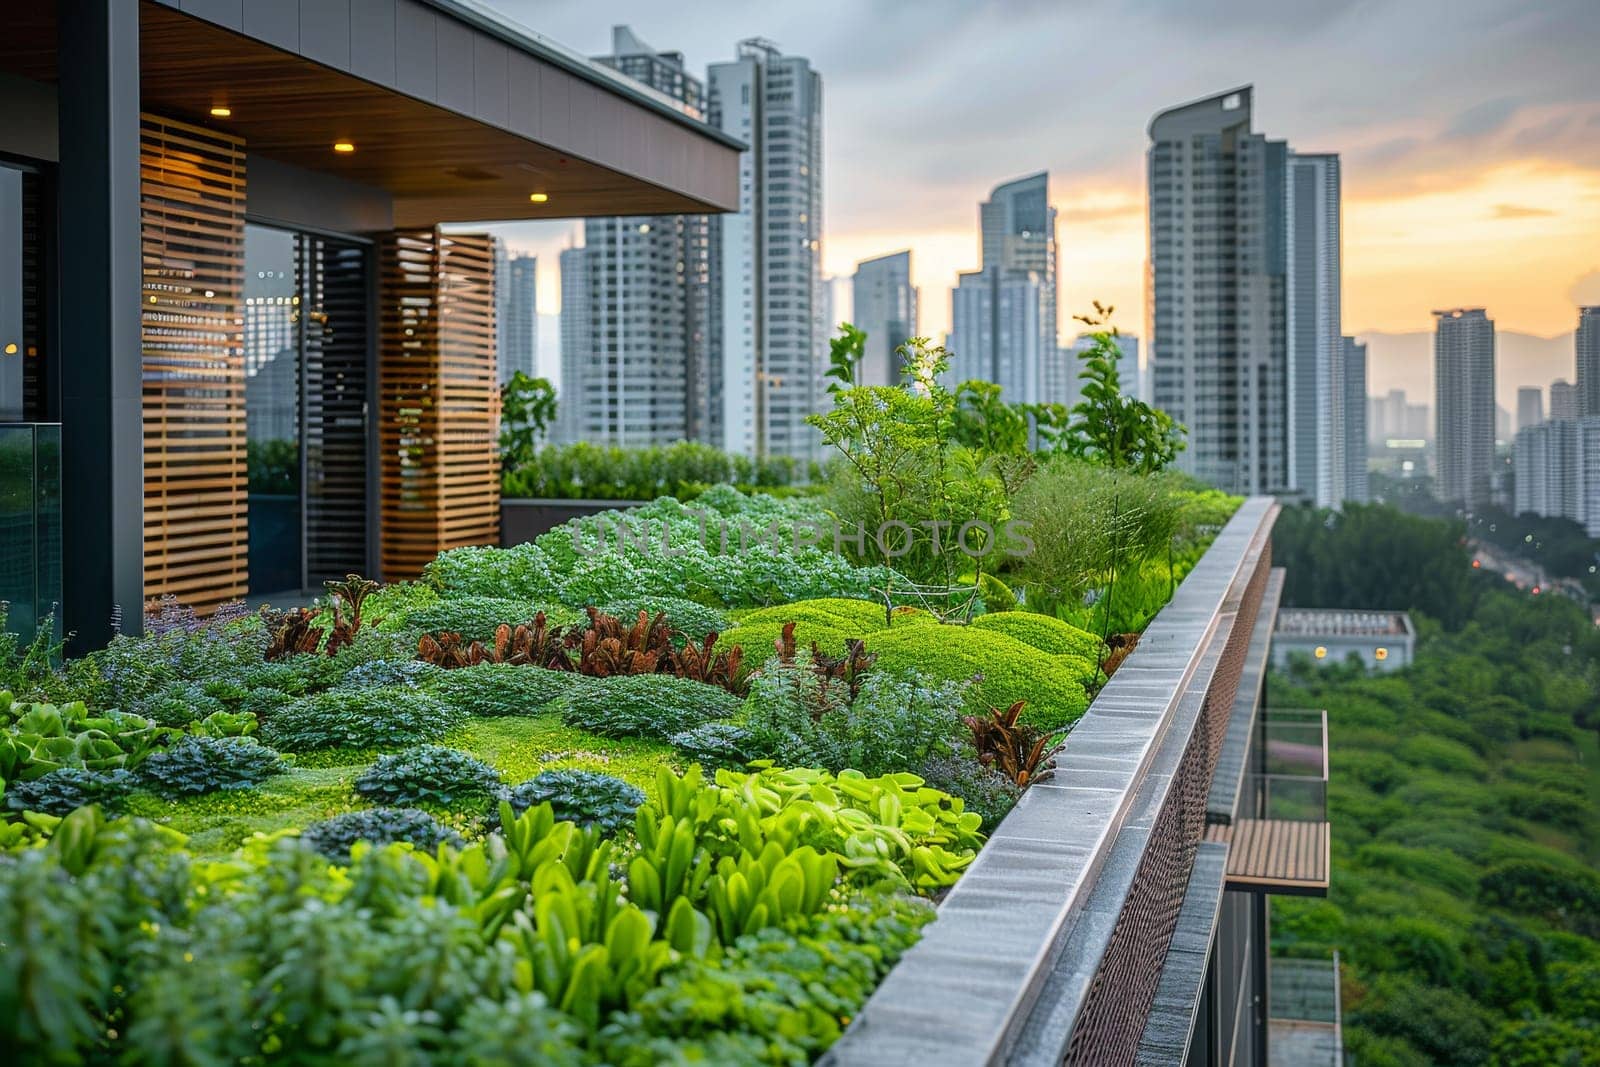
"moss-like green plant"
969,612,1104,661
863,626,1093,730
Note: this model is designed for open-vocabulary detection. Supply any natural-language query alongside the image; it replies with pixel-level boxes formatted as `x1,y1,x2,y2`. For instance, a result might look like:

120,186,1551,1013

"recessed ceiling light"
529,192,549,203
333,141,356,153
209,105,232,118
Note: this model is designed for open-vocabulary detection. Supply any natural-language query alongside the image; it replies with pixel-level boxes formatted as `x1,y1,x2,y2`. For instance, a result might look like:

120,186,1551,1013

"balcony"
1205,707,1331,895
1269,953,1345,1067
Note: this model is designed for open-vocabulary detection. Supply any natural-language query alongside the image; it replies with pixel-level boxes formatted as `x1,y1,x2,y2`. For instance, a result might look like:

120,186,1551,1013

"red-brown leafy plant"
416,613,575,670
963,699,1065,788
675,633,748,697
1099,632,1140,680
573,607,674,678
262,574,383,661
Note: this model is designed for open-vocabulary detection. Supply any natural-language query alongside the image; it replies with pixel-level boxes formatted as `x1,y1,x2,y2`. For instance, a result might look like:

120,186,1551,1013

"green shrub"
333,658,441,692
298,807,463,862
969,612,1104,660
4,767,139,815
669,722,759,768
354,745,501,807
398,597,582,641
715,618,853,662
503,769,644,836
602,891,934,1065
864,626,1094,730
1350,978,1494,1067
261,687,462,751
739,660,966,777
136,736,287,796
736,597,900,632
448,993,589,1066
430,663,587,717
552,675,742,740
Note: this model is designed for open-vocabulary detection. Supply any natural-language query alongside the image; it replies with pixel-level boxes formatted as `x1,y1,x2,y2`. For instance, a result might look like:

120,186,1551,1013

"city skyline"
481,0,1600,346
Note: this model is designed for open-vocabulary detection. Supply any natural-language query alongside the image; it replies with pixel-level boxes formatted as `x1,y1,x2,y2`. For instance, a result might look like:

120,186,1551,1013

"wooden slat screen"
140,114,247,612
379,228,499,579
304,235,371,584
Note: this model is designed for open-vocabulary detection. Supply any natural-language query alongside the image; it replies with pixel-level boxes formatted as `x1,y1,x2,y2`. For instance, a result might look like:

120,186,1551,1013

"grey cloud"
1443,97,1521,140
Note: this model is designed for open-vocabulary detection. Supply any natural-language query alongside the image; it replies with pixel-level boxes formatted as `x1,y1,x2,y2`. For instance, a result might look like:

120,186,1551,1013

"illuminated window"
1313,646,1327,659
1374,647,1389,661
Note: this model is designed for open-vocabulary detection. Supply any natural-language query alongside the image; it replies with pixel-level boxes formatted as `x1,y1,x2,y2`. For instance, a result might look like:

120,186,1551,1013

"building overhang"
1,0,742,225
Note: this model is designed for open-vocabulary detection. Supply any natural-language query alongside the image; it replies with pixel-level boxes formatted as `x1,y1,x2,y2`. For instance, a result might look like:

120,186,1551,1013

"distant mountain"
1357,329,1576,412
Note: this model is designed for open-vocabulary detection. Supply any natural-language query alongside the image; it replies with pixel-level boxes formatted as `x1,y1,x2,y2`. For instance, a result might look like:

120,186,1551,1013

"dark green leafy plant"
136,735,287,796
4,767,139,815
354,745,501,807
503,770,645,836
499,370,559,469
552,675,742,741
260,687,462,751
1061,303,1185,473
298,807,463,863
430,662,587,717
669,722,758,769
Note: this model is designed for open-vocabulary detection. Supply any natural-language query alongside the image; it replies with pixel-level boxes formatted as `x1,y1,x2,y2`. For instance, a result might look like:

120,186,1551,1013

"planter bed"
0,484,1238,1063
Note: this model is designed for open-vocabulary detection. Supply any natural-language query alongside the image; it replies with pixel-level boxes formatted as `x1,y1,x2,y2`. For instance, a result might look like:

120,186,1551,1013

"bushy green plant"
502,440,800,500
552,675,742,741
739,657,966,776
354,745,502,807
863,625,1093,730
1059,306,1184,473
669,722,759,769
260,686,462,751
968,611,1103,660
595,596,730,639
504,769,645,836
298,806,463,862
602,891,934,1065
3,767,139,815
333,657,441,692
430,662,587,717
428,491,903,609
136,735,287,796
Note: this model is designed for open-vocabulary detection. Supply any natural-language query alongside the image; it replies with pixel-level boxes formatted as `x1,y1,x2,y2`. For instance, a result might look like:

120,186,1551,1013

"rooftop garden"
0,319,1238,1062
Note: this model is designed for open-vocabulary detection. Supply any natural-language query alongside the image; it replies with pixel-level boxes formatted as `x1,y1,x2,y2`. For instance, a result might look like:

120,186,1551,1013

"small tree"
499,371,558,469
1064,303,1185,473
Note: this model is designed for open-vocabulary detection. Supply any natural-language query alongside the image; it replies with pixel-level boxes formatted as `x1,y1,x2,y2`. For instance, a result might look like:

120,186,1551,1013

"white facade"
556,27,711,446
708,40,824,461
1285,153,1345,508
497,252,537,385
851,251,917,386
1148,87,1289,495
1514,415,1600,536
950,268,1044,404
1433,308,1496,507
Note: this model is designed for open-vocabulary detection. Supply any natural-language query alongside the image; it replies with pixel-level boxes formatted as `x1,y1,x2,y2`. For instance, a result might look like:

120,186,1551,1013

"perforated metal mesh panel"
1063,543,1270,1066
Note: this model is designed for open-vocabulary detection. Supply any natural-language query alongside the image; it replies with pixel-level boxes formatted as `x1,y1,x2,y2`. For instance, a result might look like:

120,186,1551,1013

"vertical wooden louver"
140,114,247,612
379,229,500,579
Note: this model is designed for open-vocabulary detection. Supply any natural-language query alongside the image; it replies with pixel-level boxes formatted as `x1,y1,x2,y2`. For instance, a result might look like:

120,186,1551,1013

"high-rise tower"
1433,308,1496,507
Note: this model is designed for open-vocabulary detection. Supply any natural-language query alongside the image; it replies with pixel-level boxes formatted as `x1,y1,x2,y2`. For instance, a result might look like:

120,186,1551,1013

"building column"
58,0,144,644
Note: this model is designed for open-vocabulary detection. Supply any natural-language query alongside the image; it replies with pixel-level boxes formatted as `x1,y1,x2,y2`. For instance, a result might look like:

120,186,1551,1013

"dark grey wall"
246,154,393,235
0,72,60,162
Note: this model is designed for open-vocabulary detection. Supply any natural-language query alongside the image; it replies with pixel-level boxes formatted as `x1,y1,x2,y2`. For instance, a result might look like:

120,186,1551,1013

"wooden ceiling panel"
0,1,729,224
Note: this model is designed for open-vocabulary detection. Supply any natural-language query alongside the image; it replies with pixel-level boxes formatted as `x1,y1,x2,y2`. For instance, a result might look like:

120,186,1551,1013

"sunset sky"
484,0,1600,347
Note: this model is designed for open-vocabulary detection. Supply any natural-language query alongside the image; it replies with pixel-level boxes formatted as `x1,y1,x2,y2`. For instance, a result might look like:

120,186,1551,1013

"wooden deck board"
1204,818,1329,895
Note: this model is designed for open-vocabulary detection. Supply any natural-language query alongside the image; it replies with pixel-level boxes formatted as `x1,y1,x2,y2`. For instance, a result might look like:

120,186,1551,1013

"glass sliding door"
244,224,370,596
